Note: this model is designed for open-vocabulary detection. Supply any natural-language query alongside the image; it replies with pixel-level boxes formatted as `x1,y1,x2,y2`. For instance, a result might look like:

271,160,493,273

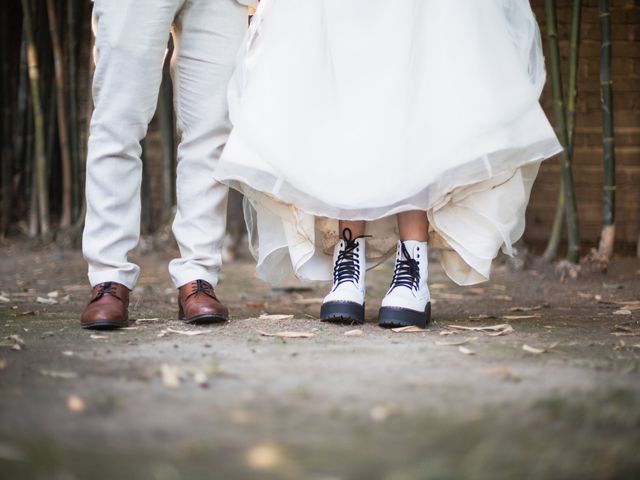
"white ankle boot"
378,240,431,328
320,228,367,324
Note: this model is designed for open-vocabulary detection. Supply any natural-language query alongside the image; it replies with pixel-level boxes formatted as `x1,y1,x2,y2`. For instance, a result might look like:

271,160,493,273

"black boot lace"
389,242,420,292
332,228,368,289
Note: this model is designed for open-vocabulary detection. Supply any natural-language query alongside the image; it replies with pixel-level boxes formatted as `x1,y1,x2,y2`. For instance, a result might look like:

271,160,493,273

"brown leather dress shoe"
178,279,229,325
80,282,131,330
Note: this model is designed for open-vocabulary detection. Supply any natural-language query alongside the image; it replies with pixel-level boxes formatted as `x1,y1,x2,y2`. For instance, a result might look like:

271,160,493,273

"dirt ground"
0,242,639,480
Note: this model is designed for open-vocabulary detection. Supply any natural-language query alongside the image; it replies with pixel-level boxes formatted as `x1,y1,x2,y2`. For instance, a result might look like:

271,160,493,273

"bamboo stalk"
596,0,616,260
26,98,37,237
46,0,73,228
542,0,582,262
544,0,580,264
72,0,94,233
68,0,80,221
0,10,14,237
15,37,29,224
21,0,50,236
68,0,80,219
566,0,582,157
542,185,564,261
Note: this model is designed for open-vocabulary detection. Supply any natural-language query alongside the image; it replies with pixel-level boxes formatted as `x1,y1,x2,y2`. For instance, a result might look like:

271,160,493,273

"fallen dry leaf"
610,324,639,337
90,334,108,340
40,369,78,379
67,395,86,412
616,300,640,310
439,330,457,336
246,444,284,471
613,309,632,316
36,297,57,305
458,346,475,355
613,325,633,333
435,337,478,346
508,305,543,312
447,324,514,336
6,334,25,349
258,314,294,321
502,314,541,320
467,288,486,295
370,404,394,422
483,367,513,378
161,364,182,389
193,370,209,388
257,330,315,339
344,329,363,337
522,344,546,354
47,291,59,299
391,326,428,333
165,327,212,336
493,295,513,301
468,314,497,320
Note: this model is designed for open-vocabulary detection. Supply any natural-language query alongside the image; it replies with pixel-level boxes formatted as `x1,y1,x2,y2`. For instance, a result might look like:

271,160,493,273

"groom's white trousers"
83,0,250,289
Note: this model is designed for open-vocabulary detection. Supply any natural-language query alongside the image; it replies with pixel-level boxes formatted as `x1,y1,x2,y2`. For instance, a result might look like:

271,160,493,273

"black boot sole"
378,302,431,329
320,301,365,325
181,313,228,325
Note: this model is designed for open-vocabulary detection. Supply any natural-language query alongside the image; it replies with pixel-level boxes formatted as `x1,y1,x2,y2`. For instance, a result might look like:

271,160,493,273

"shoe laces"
332,228,368,289
92,282,121,302
187,279,217,300
389,242,420,292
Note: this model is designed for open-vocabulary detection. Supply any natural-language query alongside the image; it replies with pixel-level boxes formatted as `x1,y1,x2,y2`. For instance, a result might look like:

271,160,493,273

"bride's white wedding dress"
215,0,562,285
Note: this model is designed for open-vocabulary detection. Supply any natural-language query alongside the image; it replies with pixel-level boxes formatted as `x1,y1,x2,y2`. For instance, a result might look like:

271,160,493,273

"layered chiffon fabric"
215,0,563,285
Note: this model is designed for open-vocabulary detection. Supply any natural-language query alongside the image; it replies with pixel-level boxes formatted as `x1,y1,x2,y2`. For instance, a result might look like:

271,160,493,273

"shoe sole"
378,302,431,329
320,301,365,324
81,319,133,330
181,313,228,325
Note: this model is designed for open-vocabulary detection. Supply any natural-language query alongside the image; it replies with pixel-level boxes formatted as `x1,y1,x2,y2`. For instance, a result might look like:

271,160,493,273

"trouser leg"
83,0,180,288
168,0,248,288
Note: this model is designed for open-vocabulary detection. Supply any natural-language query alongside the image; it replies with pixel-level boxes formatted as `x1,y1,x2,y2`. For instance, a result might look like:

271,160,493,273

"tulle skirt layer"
215,0,562,285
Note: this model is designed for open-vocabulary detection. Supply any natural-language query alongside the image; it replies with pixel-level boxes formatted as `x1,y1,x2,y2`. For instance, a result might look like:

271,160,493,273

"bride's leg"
320,220,368,325
339,220,366,238
397,210,429,241
378,210,431,328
